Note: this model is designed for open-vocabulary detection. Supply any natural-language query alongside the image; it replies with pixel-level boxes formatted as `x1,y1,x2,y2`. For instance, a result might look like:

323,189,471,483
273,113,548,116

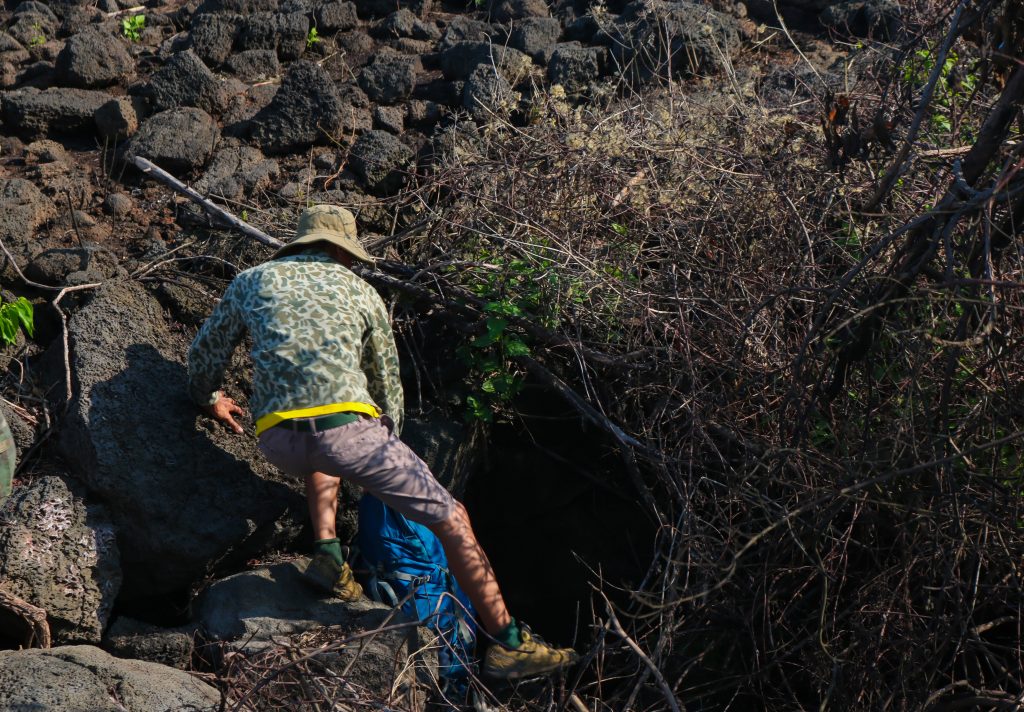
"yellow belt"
255,401,381,436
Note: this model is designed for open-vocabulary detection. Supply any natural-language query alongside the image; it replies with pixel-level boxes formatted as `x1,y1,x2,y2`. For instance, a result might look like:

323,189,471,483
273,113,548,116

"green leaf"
471,317,507,348
489,374,517,397
504,338,530,357
485,301,523,317
611,222,628,235
12,298,33,338
0,315,16,346
465,395,492,422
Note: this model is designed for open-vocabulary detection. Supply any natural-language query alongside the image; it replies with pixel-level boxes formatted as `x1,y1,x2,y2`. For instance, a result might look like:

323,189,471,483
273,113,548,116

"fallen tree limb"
130,156,285,249
0,585,51,648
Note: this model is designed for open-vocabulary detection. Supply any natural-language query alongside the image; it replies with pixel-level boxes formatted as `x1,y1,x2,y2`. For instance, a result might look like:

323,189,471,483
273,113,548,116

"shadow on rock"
56,281,305,600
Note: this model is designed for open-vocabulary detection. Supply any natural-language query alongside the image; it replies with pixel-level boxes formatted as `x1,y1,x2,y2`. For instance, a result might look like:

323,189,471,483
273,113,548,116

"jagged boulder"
12,1,58,26
0,178,56,273
614,0,741,81
547,44,606,93
193,142,280,201
25,245,121,286
0,33,30,65
437,15,494,50
249,60,342,154
509,17,561,63
55,26,134,88
0,475,120,644
373,104,404,133
198,561,436,704
144,49,228,114
376,8,440,39
189,12,242,66
123,107,219,174
238,11,308,60
225,48,279,81
439,41,531,81
94,95,146,140
349,129,412,196
463,64,515,119
0,645,220,711
358,53,416,104
1,87,110,138
315,0,359,31
56,281,305,598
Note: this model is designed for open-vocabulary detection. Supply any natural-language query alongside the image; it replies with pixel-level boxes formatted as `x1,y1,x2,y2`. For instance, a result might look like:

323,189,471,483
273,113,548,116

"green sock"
494,618,522,648
314,537,343,566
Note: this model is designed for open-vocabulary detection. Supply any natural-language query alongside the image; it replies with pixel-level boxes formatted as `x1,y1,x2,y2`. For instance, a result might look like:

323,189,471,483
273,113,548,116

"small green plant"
901,46,980,136
28,23,45,47
457,301,531,422
121,14,145,42
305,27,321,49
0,297,34,347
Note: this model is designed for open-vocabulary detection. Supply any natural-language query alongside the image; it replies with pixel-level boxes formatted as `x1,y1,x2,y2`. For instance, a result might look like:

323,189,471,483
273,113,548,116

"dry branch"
0,585,50,648
130,157,285,249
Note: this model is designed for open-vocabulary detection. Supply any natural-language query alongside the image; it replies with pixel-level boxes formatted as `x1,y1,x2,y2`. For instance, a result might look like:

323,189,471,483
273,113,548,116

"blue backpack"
355,495,478,689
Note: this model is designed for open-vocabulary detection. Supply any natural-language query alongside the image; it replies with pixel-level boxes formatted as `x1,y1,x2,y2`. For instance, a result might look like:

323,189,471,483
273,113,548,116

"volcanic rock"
358,53,416,104
188,12,241,66
249,60,342,154
440,41,531,81
193,143,280,201
238,12,309,60
315,0,359,31
547,43,606,93
463,63,515,119
1,86,109,138
615,0,741,81
509,17,561,63
56,281,305,598
0,645,219,711
225,48,279,80
349,129,412,196
144,49,228,114
55,26,134,88
123,107,219,174
94,95,145,140
0,475,120,644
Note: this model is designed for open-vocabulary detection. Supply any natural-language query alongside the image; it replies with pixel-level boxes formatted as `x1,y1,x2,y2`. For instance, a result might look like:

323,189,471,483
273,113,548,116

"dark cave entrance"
462,391,656,648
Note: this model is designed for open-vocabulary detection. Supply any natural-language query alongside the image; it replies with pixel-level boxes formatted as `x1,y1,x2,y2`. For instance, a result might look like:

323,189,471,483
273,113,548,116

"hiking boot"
482,627,578,680
302,552,363,601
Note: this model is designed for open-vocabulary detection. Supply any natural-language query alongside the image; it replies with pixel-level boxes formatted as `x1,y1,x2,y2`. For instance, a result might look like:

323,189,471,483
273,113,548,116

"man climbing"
187,204,577,681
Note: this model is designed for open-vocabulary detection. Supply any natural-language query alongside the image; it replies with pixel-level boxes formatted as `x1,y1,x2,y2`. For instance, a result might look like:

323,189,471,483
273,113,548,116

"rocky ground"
0,0,901,704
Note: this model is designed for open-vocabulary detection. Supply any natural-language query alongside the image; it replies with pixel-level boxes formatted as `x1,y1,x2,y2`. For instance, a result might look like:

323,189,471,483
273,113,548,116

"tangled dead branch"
131,0,1024,706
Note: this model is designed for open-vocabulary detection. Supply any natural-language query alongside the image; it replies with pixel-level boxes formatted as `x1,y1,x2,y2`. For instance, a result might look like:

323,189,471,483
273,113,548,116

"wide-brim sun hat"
272,205,376,264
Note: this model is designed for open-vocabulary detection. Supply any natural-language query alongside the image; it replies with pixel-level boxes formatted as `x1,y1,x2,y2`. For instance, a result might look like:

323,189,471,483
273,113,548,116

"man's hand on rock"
205,394,245,434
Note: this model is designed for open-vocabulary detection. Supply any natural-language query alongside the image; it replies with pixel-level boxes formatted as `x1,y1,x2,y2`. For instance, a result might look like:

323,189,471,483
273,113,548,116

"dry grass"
348,3,1024,707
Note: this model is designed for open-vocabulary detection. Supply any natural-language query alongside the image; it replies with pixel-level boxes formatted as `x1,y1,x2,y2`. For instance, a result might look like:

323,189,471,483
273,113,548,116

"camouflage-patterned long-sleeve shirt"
187,251,404,435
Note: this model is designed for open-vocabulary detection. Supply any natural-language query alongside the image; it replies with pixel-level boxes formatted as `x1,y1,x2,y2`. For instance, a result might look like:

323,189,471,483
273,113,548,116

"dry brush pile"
331,1,1024,708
